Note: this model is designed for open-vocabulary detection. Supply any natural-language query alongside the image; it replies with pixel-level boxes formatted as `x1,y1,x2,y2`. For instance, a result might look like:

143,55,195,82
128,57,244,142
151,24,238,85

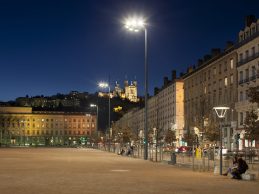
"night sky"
0,0,259,101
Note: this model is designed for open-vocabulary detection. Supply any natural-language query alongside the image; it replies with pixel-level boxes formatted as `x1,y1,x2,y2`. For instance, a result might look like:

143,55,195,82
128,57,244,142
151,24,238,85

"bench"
241,172,256,181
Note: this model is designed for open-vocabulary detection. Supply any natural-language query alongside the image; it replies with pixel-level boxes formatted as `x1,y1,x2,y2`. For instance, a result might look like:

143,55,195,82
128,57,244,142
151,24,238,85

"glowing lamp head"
124,17,146,32
98,82,109,88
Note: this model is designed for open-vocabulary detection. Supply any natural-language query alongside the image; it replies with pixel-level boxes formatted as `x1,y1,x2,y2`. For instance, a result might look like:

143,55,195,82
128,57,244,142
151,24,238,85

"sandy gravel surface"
0,148,258,194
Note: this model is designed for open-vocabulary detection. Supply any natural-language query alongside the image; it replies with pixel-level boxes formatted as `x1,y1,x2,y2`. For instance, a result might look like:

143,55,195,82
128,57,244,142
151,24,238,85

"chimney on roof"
197,59,203,66
225,41,234,50
163,76,169,86
154,87,159,95
203,54,211,62
245,15,256,27
187,66,193,73
171,70,177,81
211,48,221,57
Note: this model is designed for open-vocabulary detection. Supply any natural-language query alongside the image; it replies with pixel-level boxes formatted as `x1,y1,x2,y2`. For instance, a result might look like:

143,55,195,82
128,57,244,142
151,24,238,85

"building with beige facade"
235,16,259,149
183,16,259,150
183,46,238,149
0,107,96,146
114,72,184,147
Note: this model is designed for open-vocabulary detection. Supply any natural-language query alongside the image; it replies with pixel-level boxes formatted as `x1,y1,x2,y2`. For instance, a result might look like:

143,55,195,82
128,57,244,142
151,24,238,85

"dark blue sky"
0,0,259,101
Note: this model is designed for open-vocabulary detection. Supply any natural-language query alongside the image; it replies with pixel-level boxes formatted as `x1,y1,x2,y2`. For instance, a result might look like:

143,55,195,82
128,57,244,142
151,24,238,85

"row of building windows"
1,118,95,123
239,63,259,83
186,91,234,107
239,45,259,62
239,90,250,101
185,59,234,89
239,112,250,125
239,22,259,42
14,129,91,136
2,123,95,129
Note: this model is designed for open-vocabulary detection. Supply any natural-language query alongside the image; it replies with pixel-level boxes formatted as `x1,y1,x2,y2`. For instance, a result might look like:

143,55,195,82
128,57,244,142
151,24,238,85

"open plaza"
0,148,258,194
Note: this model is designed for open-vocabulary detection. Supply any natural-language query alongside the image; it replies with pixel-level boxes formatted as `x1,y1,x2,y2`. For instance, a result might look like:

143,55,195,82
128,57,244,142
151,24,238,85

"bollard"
168,152,177,165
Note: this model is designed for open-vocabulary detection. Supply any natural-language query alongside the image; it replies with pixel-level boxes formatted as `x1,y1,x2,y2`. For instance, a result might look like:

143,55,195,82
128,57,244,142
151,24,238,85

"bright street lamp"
98,82,111,151
124,16,148,160
90,104,99,131
213,106,229,175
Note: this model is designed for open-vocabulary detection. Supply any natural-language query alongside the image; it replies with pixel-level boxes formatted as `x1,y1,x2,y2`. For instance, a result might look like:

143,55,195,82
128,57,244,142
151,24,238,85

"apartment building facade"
0,107,96,146
114,75,184,147
235,16,259,149
183,47,238,149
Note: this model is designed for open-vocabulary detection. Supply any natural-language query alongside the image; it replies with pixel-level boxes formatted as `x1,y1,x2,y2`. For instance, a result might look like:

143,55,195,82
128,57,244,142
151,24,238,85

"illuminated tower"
125,80,138,102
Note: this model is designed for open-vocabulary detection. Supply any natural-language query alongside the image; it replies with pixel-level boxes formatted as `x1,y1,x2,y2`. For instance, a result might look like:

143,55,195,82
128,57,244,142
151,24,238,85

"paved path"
0,148,258,194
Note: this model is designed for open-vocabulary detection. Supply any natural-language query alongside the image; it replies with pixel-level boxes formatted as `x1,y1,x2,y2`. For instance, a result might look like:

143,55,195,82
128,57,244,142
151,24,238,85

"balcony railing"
243,78,249,83
250,74,257,81
237,52,259,67
239,80,244,85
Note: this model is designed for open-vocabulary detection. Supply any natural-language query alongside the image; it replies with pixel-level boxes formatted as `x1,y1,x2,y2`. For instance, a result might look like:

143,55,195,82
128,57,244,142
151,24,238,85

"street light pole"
90,104,99,131
108,85,111,152
108,85,111,135
124,17,148,160
144,27,148,160
98,82,111,151
219,120,223,175
213,106,229,176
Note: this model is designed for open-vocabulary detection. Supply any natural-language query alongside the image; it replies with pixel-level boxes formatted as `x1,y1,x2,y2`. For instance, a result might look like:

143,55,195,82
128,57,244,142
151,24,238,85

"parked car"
175,146,192,153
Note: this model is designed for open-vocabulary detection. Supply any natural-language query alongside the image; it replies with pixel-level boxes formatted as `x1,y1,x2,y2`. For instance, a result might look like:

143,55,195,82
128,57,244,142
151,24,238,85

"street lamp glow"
213,107,229,118
124,17,146,31
98,82,109,88
90,104,97,107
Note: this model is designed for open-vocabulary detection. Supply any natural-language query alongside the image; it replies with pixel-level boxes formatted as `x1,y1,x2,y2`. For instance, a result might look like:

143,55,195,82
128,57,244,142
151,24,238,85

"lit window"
224,77,228,86
230,59,234,69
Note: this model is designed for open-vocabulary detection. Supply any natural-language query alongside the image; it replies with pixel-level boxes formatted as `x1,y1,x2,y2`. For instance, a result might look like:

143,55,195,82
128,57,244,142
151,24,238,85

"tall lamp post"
124,16,148,160
90,104,99,132
213,106,229,175
98,82,111,151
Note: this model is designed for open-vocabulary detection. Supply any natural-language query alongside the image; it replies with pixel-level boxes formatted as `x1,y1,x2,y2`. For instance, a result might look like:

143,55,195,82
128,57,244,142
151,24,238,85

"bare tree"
244,110,259,145
164,130,176,145
248,86,259,104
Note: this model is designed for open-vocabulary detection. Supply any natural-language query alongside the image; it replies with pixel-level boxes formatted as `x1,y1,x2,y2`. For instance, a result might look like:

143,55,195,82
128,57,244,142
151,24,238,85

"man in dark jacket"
231,157,249,179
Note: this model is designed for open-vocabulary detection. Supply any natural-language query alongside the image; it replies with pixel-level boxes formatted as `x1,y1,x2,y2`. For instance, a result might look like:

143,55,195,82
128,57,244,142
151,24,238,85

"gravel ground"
0,148,258,194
